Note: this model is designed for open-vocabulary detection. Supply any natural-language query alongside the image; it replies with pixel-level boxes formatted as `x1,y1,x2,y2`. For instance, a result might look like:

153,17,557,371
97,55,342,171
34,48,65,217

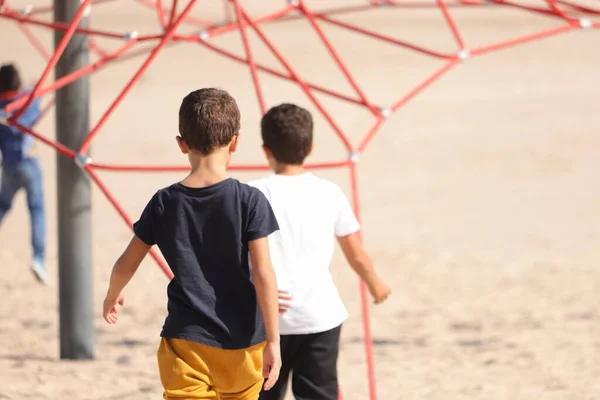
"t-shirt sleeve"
333,185,361,237
133,193,161,246
247,188,279,241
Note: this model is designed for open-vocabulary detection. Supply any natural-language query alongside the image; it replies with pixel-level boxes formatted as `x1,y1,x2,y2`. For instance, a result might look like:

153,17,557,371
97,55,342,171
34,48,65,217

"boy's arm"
249,236,281,390
103,236,151,324
332,184,391,304
337,233,390,304
105,235,151,301
249,237,280,343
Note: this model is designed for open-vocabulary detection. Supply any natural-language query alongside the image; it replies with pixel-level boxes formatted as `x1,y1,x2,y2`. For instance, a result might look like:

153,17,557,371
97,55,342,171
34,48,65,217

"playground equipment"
0,0,597,399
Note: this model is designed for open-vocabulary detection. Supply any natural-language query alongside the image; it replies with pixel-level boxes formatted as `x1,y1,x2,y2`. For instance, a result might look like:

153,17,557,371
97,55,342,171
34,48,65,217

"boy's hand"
278,290,293,314
262,340,281,391
367,277,391,304
103,292,125,324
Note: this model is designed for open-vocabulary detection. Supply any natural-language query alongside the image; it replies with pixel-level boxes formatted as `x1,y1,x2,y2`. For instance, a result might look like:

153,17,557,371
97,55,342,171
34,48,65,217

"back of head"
261,103,313,165
0,63,22,94
178,88,241,155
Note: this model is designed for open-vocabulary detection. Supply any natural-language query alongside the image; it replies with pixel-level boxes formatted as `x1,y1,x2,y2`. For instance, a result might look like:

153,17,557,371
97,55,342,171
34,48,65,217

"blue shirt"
0,91,42,167
133,178,280,349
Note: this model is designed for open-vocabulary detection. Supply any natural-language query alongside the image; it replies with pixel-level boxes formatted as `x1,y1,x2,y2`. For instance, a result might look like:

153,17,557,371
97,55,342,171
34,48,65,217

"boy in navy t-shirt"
102,88,282,399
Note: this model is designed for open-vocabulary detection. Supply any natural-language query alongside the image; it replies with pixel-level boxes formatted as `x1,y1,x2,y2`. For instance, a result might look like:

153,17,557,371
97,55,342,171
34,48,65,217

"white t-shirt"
247,173,360,335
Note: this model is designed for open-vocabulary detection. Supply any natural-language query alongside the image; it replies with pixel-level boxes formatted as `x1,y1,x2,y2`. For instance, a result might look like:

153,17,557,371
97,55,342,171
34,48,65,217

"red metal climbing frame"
0,0,598,398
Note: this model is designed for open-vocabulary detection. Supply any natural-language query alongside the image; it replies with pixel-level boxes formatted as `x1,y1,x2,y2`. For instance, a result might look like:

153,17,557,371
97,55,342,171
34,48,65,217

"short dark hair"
0,63,22,93
178,88,241,155
261,103,313,165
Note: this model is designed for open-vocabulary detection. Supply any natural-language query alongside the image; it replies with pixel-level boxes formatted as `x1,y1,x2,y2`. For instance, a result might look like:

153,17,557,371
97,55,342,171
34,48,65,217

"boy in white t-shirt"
249,103,391,400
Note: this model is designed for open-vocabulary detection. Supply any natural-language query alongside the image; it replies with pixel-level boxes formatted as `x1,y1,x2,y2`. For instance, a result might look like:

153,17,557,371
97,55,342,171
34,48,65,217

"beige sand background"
1,1,599,399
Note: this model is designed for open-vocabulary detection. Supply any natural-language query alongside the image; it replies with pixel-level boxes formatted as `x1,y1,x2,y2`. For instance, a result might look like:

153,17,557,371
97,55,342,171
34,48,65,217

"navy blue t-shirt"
133,178,279,349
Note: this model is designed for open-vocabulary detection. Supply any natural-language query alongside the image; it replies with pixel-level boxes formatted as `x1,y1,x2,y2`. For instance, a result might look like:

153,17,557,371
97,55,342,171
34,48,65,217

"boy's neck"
273,163,306,176
183,149,230,188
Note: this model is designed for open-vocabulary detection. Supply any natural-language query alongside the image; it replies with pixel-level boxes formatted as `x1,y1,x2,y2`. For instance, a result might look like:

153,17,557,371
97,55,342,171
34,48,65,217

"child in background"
0,63,47,284
102,88,282,399
249,103,391,400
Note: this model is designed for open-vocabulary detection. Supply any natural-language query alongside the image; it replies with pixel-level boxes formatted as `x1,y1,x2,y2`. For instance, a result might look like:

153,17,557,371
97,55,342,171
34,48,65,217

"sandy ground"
1,1,600,399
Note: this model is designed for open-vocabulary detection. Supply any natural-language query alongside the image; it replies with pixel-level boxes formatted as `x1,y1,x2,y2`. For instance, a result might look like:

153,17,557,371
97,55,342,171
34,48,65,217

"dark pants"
0,157,46,263
260,325,342,400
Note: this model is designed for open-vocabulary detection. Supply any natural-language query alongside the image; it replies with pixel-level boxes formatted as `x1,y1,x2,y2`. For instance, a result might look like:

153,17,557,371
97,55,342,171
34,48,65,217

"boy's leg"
157,338,217,400
0,166,21,225
259,335,300,400
291,325,342,400
22,158,48,284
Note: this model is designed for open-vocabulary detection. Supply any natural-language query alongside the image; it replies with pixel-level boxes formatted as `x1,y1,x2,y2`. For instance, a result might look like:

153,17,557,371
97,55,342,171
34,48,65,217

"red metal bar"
358,59,458,152
0,9,127,39
491,0,562,17
349,163,378,400
198,40,366,106
89,38,110,58
168,0,179,28
233,0,268,114
10,0,93,122
8,121,76,159
240,7,355,152
89,160,350,172
224,0,234,23
470,24,575,56
157,0,167,27
357,117,386,154
276,1,484,25
316,14,453,60
78,0,200,155
86,166,175,279
544,0,576,21
437,0,467,49
18,22,51,60
556,0,600,14
5,40,138,114
299,1,379,115
136,0,215,28
19,0,120,16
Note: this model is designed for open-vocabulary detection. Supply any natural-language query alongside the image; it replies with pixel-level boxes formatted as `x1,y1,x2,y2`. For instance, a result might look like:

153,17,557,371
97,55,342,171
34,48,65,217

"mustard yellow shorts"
157,338,265,400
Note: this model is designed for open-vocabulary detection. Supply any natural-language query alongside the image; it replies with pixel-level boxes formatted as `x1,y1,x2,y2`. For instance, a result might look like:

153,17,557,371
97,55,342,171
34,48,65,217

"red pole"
349,162,378,400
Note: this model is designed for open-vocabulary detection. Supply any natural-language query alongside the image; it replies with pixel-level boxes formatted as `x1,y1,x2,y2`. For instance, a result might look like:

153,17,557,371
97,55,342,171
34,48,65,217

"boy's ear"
229,134,239,153
176,135,189,154
307,142,315,157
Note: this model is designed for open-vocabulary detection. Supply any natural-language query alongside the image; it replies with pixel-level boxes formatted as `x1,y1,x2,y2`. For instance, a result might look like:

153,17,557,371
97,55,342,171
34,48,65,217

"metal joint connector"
22,5,34,15
579,18,592,29
379,107,391,118
198,30,210,41
74,153,92,169
457,49,470,61
124,31,138,41
348,151,360,163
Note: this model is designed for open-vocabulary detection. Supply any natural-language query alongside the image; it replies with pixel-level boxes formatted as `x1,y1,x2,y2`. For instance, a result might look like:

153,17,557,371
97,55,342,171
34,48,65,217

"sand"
1,1,599,399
